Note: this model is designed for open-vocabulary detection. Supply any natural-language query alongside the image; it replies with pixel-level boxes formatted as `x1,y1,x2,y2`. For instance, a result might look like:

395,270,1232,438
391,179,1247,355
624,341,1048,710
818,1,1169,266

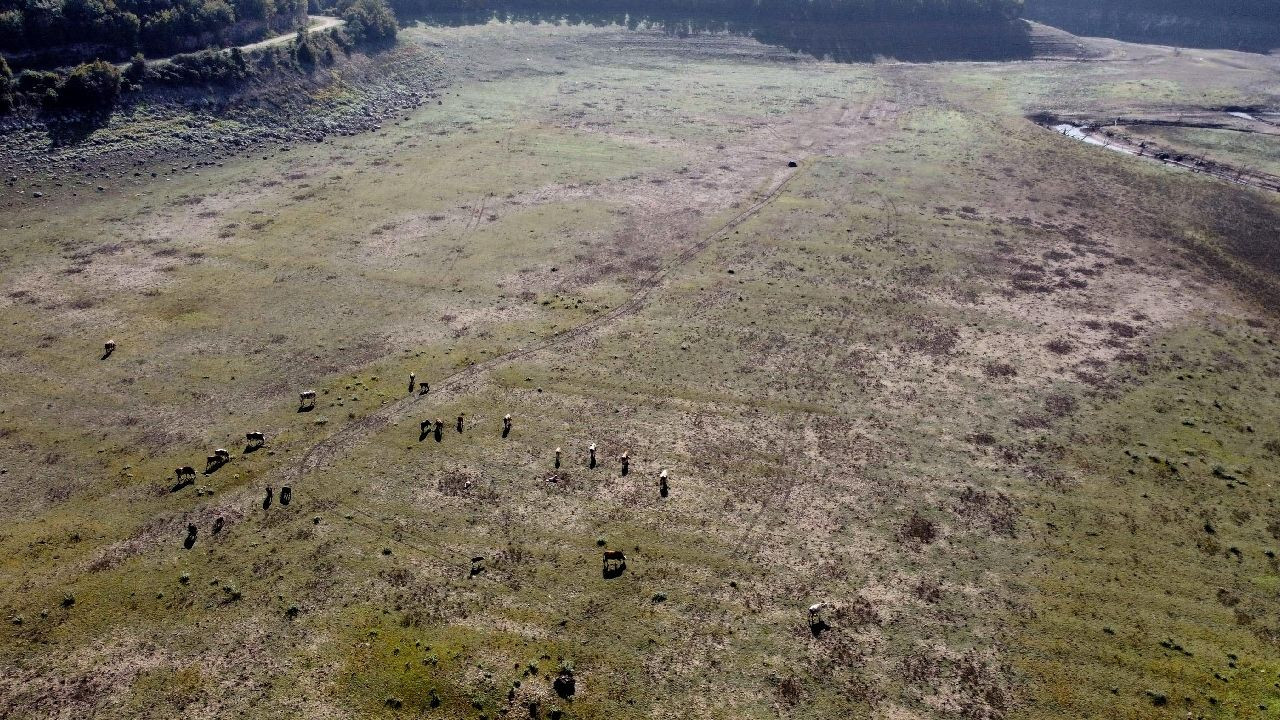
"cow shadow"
601,561,626,580
808,620,830,638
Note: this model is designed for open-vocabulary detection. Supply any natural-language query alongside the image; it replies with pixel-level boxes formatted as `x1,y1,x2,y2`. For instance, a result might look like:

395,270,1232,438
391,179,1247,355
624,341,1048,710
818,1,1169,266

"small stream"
1039,115,1280,193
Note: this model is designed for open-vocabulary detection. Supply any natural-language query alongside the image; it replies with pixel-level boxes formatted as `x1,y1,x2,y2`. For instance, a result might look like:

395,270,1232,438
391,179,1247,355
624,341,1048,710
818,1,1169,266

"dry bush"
774,675,803,705
897,513,938,545
832,595,879,627
1044,394,1076,417
1012,414,1049,430
1045,338,1074,355
438,470,476,497
967,432,997,446
1108,321,1139,338
982,362,1017,379
957,487,1018,537
913,578,943,603
958,651,1009,720
902,652,939,683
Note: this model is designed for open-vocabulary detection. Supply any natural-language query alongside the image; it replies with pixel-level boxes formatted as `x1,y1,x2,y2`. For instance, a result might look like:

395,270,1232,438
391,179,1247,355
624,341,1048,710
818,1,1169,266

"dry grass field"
1,19,1279,720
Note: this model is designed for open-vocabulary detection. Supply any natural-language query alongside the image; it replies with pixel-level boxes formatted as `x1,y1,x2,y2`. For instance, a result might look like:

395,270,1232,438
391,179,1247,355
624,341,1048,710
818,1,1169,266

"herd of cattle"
104,343,824,623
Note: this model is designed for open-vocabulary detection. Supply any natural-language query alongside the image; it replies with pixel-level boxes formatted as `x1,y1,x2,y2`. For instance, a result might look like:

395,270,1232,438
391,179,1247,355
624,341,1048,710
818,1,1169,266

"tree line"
387,0,1026,22
1027,0,1280,21
0,0,307,61
0,0,396,114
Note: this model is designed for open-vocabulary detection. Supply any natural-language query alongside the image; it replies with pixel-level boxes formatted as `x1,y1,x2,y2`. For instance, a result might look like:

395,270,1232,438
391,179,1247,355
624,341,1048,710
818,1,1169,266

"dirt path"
127,15,343,68
236,15,344,53
284,162,805,484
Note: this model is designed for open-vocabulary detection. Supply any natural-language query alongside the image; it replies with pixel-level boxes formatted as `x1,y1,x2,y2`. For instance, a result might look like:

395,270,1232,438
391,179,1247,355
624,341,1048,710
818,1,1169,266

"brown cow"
602,549,625,571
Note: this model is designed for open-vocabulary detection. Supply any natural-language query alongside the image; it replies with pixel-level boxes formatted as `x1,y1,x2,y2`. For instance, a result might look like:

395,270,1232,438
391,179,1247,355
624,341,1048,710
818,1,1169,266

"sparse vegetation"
0,12,1278,720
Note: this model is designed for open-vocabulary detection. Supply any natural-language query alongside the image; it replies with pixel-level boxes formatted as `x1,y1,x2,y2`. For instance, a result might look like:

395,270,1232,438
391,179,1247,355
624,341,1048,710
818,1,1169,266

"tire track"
285,163,806,483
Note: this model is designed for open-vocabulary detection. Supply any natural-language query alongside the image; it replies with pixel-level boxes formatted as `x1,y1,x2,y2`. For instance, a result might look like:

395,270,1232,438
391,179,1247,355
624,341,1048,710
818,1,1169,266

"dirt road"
236,15,345,53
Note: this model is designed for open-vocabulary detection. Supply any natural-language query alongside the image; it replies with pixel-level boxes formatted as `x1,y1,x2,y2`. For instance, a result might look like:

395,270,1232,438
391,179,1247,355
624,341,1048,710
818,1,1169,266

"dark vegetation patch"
983,361,1017,379
1045,338,1074,355
897,512,938,545
1044,393,1076,417
956,487,1017,537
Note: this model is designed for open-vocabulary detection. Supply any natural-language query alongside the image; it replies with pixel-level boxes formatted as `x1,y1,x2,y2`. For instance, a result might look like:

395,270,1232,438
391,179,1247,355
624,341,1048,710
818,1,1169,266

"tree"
0,55,13,113
124,52,147,84
338,0,397,44
295,37,316,64
59,59,122,109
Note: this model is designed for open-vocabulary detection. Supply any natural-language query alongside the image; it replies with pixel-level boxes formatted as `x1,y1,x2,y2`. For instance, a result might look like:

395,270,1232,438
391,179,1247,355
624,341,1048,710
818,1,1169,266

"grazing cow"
408,372,416,394
418,381,430,396
456,414,465,433
808,602,827,625
502,413,512,437
280,485,292,506
214,448,230,461
602,549,625,571
245,431,265,447
620,451,629,476
554,447,562,469
420,419,431,435
658,469,668,491
205,455,220,472
299,390,317,408
175,466,196,480
103,339,116,356
212,516,224,534
434,418,444,441
588,443,597,469
263,486,273,510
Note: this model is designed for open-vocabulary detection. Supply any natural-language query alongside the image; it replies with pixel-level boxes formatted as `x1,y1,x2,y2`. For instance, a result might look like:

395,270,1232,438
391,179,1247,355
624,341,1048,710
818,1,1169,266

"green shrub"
0,55,12,112
295,37,316,65
124,52,146,84
16,69,60,95
59,60,122,109
338,0,397,44
147,49,253,85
